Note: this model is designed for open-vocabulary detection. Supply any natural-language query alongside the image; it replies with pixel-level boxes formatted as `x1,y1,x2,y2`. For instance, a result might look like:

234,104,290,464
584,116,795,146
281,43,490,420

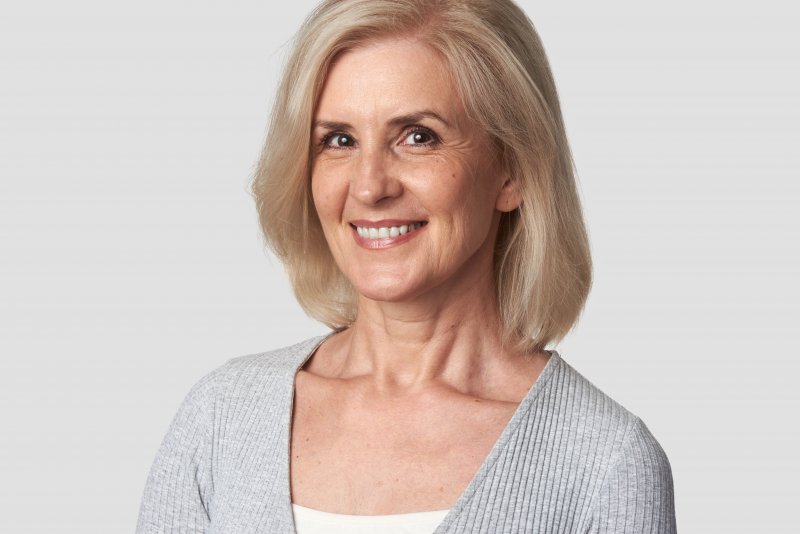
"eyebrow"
312,110,452,131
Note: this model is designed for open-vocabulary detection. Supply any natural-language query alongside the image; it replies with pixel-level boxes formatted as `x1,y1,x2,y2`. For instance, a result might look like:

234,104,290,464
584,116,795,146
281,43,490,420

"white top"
291,503,450,534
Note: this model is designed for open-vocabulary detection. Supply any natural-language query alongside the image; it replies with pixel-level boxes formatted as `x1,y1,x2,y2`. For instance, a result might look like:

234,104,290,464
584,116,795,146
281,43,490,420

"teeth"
355,222,424,239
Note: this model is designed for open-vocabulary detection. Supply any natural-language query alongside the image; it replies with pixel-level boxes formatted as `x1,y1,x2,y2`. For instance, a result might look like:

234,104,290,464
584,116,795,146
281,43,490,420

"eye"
402,128,438,146
323,132,356,149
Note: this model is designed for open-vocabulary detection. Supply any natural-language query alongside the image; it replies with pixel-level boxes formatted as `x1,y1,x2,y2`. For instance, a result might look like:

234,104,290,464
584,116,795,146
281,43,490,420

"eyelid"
320,130,356,150
316,125,440,151
400,125,440,146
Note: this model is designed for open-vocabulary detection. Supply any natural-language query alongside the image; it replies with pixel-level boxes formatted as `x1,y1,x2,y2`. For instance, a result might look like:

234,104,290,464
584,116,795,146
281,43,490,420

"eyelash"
319,126,440,151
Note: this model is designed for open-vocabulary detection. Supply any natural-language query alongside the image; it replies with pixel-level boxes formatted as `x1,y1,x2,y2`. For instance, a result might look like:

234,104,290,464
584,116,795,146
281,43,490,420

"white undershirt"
291,503,450,534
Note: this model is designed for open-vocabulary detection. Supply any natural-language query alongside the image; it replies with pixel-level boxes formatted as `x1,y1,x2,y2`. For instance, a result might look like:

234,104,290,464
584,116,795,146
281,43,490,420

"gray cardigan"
136,335,676,533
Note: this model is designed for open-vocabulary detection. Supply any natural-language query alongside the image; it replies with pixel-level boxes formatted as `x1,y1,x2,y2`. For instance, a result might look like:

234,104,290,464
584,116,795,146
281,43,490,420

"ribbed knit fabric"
136,335,676,533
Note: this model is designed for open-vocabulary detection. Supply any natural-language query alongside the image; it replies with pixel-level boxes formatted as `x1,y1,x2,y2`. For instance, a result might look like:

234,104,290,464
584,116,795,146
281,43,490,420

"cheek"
447,171,500,223
448,176,503,249
311,167,347,221
423,178,496,257
310,177,326,217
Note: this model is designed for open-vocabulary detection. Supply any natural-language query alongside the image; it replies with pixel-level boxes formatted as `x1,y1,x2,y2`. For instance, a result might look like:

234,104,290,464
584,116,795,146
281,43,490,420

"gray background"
1,1,798,532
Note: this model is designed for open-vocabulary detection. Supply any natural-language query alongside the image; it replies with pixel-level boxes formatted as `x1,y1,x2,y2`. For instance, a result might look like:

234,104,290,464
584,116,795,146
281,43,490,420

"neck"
319,256,526,396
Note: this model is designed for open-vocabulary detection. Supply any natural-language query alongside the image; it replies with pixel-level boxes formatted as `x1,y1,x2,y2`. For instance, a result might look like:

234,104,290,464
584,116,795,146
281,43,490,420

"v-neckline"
283,333,562,534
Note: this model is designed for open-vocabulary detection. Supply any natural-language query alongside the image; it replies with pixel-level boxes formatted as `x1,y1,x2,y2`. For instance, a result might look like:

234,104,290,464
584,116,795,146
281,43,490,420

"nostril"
351,183,403,205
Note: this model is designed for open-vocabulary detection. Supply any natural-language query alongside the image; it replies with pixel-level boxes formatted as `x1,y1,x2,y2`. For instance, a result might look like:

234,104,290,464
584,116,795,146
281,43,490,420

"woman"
137,0,676,532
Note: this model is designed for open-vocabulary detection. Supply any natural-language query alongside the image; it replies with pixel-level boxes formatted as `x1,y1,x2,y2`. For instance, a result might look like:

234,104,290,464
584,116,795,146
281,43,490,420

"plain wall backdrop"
1,1,798,532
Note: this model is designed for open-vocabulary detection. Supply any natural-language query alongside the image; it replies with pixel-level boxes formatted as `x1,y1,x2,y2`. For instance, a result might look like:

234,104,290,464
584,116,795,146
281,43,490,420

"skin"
290,37,551,515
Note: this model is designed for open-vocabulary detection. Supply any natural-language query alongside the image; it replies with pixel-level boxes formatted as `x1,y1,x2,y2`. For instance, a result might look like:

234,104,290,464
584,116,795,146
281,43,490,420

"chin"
356,285,415,304
352,276,425,304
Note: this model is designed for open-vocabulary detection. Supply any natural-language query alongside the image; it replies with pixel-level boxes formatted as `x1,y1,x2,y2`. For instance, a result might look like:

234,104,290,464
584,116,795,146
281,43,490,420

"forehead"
315,38,462,121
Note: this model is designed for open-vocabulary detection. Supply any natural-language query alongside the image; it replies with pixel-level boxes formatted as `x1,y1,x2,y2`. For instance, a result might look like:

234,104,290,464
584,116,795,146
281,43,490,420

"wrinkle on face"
310,37,509,307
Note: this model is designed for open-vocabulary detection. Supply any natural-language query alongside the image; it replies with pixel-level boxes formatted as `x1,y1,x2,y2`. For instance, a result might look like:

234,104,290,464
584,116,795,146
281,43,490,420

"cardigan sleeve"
136,370,218,534
587,417,677,533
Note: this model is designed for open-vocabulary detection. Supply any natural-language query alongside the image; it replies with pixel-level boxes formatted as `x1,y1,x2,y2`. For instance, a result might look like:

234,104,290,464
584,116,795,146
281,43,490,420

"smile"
349,220,427,249
354,222,424,239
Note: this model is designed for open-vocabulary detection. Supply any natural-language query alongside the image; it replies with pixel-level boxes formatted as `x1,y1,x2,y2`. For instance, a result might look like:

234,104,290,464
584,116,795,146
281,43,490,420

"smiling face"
311,38,520,305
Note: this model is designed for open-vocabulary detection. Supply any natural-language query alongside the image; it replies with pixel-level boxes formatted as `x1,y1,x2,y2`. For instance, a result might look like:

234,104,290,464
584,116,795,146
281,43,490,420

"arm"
587,417,677,533
136,371,217,534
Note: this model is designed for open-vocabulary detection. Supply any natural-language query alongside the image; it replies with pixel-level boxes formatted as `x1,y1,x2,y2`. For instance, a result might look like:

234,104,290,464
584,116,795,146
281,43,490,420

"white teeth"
355,223,424,239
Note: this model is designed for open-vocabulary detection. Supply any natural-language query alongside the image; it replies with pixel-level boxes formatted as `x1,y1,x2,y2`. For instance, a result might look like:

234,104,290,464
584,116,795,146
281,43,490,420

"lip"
349,219,424,228
349,219,427,250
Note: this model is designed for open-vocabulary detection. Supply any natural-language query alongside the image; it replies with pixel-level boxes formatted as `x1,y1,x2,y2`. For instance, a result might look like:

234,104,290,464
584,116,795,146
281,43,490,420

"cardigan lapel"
213,336,327,534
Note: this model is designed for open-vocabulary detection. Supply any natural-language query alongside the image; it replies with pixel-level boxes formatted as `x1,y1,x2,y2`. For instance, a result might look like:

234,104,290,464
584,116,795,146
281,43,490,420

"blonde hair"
252,0,592,352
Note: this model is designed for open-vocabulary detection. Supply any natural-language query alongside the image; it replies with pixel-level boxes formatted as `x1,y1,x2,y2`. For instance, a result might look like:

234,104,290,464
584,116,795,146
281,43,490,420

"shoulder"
532,353,674,488
138,335,327,532
538,354,676,531
148,334,329,472
543,353,667,453
162,334,327,438
188,334,328,402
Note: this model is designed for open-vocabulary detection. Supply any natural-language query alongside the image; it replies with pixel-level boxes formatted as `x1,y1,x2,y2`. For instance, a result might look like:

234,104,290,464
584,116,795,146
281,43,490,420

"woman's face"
311,38,519,304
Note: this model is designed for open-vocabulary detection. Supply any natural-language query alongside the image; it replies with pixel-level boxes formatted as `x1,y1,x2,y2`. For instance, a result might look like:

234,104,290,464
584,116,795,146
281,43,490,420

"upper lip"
349,219,426,228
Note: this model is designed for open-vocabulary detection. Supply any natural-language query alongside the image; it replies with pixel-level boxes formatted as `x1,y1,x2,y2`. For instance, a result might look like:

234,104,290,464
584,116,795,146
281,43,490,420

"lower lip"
351,224,427,250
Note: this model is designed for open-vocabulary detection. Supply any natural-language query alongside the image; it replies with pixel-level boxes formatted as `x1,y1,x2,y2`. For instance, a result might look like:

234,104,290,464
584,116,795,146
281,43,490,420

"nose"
349,146,403,205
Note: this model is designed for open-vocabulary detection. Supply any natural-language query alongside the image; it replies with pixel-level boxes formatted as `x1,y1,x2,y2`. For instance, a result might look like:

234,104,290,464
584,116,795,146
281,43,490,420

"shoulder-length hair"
252,0,592,352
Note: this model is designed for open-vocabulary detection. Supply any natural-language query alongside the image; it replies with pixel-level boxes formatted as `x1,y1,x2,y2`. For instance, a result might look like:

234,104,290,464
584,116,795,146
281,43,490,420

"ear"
495,174,522,213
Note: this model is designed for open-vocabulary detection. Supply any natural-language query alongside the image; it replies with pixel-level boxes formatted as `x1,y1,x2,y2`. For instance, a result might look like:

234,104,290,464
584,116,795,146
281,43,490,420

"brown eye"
326,133,355,148
403,129,437,146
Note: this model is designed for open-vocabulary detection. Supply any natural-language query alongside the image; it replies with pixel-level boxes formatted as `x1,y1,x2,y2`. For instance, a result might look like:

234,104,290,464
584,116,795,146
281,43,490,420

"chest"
288,379,517,515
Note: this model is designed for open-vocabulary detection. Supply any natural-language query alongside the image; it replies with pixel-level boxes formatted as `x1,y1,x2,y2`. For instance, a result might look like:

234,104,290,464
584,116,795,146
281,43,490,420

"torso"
289,340,550,515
